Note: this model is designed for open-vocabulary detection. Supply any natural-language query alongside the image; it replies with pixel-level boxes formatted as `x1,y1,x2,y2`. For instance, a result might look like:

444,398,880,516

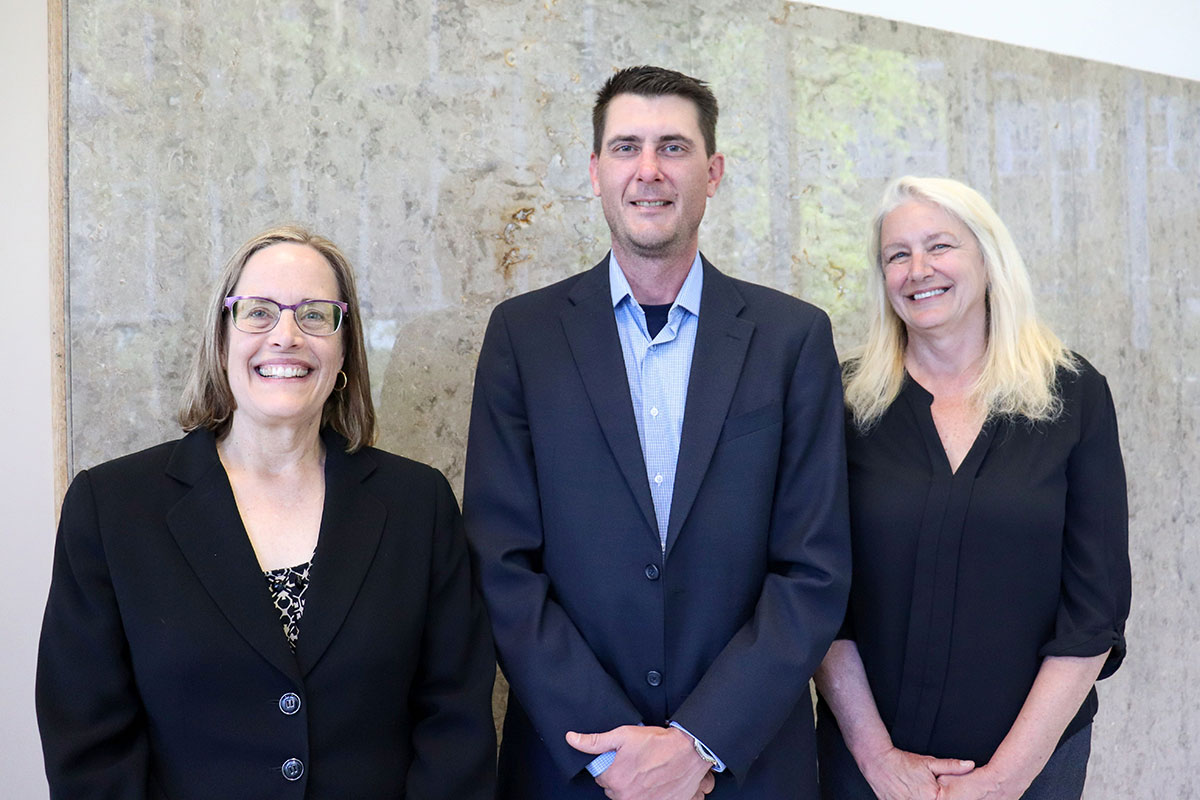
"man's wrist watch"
692,736,719,767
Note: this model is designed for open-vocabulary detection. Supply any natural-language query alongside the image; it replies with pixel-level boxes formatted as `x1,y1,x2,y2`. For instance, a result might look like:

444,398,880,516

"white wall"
2,0,54,797
3,2,1196,798
804,0,1200,83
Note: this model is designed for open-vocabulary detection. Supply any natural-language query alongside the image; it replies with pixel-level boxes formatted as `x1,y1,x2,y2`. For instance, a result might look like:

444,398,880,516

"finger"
565,729,619,754
700,771,716,794
938,772,966,787
928,758,974,776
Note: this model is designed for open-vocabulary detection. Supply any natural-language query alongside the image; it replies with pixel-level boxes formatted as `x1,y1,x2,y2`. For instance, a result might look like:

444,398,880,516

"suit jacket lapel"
165,430,303,684
295,430,387,677
666,258,754,556
560,258,660,540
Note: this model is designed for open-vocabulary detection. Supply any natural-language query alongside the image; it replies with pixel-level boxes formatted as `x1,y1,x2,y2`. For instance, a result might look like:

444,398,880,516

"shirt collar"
608,251,704,317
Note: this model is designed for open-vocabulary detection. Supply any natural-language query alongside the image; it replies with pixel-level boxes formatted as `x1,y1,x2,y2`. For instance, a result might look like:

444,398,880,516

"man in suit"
463,65,851,799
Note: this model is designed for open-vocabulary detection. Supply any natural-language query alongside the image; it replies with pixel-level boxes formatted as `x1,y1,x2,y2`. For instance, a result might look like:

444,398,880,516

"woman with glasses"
36,226,496,799
814,178,1131,800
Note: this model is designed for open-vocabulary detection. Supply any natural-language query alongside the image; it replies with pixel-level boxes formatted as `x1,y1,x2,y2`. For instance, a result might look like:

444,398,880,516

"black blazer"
37,427,496,800
463,256,852,798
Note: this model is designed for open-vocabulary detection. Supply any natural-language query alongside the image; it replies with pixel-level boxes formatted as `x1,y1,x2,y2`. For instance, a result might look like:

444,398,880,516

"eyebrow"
923,231,962,247
604,132,696,149
882,230,961,252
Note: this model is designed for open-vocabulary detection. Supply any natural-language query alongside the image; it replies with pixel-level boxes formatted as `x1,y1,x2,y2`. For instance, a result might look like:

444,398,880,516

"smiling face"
588,93,724,265
880,199,989,343
225,242,345,434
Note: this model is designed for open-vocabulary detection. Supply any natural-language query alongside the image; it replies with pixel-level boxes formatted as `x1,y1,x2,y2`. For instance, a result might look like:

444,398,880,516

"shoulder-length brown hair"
179,225,376,452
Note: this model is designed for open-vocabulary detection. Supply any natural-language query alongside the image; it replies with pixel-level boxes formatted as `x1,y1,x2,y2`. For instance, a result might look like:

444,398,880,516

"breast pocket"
718,402,783,444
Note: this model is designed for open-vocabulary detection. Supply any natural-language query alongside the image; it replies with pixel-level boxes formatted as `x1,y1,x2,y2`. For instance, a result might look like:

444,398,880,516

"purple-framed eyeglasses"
224,296,349,336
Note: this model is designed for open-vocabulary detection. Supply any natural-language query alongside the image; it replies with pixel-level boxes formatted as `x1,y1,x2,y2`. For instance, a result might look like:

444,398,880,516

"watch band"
692,735,719,767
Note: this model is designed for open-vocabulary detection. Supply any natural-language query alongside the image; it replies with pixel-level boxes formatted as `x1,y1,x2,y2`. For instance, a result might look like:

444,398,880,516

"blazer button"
281,757,304,781
644,564,660,580
646,670,662,687
279,692,301,715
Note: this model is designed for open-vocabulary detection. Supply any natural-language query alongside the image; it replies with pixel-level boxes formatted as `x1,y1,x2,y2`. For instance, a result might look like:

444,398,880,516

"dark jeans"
1021,724,1091,800
818,722,1092,800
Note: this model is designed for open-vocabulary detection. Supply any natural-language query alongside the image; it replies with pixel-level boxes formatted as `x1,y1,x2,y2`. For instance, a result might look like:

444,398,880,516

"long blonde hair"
178,225,377,452
843,176,1076,430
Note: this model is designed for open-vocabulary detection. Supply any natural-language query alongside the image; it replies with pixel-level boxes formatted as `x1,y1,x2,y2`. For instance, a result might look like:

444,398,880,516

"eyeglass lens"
231,298,343,336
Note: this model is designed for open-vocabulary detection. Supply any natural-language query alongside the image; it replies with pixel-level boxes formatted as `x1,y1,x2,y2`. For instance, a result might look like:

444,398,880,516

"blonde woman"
815,178,1130,800
37,226,495,799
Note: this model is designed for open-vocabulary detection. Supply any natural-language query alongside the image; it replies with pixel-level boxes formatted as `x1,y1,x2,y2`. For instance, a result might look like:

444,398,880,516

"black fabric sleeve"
1038,369,1131,679
36,471,151,800
405,471,498,800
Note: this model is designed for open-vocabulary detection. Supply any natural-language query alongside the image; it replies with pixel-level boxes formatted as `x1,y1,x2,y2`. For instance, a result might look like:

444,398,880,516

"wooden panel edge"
48,0,68,517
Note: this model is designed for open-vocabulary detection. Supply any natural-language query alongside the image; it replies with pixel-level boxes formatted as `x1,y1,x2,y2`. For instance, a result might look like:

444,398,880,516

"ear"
706,152,725,197
589,151,602,197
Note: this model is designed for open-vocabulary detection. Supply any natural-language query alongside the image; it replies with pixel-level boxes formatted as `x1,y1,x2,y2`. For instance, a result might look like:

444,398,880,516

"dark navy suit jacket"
37,428,496,799
463,256,851,799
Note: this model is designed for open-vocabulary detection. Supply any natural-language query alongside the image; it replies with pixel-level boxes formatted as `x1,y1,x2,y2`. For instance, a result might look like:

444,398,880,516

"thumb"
929,757,974,776
565,728,621,755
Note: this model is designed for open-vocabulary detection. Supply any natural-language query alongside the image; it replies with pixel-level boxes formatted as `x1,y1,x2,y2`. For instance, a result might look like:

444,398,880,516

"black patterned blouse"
264,558,313,652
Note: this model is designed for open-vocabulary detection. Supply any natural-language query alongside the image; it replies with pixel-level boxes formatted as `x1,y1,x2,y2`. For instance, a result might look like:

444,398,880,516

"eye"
240,302,277,320
613,143,636,154
662,143,685,154
929,243,952,252
885,250,909,264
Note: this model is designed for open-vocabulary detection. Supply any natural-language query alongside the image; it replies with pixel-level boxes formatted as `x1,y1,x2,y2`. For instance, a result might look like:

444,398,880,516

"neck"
218,414,326,477
611,242,696,305
904,326,987,391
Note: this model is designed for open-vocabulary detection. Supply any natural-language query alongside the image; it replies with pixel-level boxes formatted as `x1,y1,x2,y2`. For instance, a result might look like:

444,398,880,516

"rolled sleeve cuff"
668,720,726,773
586,751,616,777
1039,629,1126,679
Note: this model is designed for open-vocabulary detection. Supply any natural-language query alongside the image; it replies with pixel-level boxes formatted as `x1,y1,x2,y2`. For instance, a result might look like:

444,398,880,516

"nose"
636,150,662,181
267,310,305,347
909,251,935,280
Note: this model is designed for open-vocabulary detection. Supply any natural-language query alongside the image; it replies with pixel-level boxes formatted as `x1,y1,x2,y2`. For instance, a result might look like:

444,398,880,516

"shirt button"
646,670,662,687
650,407,659,417
654,473,663,485
644,564,660,580
281,758,304,781
279,692,301,715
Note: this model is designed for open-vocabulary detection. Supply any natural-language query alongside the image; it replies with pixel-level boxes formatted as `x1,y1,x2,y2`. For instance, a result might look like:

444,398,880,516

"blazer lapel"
560,259,659,540
665,259,754,556
165,430,303,684
294,430,387,677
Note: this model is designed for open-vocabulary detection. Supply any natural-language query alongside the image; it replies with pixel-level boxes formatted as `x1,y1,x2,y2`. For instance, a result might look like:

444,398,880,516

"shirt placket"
643,313,681,552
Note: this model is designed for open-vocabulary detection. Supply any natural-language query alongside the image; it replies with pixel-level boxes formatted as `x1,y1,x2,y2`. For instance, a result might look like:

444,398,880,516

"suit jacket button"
644,564,660,580
281,758,304,781
279,692,301,715
646,670,662,687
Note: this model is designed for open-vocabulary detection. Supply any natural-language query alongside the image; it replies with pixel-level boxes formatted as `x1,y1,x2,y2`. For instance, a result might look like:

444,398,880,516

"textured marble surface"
66,1,1198,795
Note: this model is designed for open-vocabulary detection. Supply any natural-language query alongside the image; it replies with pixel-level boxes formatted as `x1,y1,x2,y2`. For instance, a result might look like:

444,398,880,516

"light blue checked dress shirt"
585,252,725,778
610,252,702,550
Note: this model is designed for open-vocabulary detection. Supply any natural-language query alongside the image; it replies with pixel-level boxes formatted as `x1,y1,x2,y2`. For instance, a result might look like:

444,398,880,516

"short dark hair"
592,65,719,157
